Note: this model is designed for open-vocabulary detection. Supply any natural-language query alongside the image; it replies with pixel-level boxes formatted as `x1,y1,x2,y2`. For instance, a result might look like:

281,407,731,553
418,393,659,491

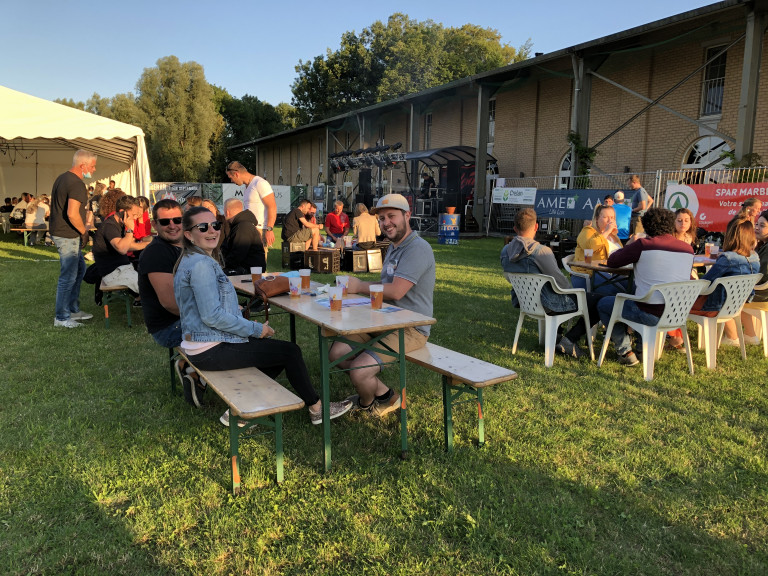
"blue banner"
533,189,619,219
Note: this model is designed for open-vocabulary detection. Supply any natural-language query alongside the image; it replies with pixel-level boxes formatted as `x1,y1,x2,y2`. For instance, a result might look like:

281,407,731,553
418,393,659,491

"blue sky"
3,0,714,107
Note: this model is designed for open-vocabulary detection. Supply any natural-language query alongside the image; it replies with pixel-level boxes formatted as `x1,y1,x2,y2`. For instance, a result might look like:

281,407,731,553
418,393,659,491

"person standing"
629,175,653,234
49,149,96,328
613,190,632,243
225,161,276,266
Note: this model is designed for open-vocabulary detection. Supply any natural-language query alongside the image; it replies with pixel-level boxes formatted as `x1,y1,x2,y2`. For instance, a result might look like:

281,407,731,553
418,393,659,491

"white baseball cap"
371,193,411,214
614,191,625,202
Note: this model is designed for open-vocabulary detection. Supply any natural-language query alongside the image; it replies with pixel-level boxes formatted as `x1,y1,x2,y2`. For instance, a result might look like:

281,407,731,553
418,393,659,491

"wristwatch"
125,229,134,235
262,226,273,231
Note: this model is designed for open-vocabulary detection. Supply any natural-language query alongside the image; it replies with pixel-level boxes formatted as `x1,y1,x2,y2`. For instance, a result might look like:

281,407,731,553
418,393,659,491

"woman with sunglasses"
173,207,352,426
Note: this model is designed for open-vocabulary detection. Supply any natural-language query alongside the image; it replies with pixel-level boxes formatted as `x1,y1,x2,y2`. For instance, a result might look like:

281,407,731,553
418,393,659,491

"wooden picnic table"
235,273,436,471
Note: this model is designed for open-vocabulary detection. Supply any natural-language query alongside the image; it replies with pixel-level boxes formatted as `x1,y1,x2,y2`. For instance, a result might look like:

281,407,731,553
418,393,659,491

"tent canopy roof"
405,145,496,167
0,85,143,165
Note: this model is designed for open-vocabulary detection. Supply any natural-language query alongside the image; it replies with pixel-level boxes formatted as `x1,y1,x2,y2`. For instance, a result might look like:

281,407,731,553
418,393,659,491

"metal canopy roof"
405,145,496,167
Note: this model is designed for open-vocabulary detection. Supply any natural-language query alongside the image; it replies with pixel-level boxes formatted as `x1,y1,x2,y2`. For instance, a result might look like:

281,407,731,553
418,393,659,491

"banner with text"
492,187,537,205
533,189,618,220
664,182,768,232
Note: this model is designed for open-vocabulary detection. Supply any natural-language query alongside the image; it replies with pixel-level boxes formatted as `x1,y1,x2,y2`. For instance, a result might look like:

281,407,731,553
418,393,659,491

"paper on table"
316,297,370,308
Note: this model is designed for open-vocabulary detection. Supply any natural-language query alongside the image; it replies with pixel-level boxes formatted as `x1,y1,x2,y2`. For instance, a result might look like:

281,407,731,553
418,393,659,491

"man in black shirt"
50,150,95,328
92,194,145,293
138,199,184,348
282,198,322,250
221,198,266,273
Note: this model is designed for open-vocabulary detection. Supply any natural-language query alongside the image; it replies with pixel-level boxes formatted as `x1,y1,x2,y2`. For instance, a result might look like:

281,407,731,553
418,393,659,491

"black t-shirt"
138,237,182,334
49,171,87,238
282,207,305,241
0,205,12,213
93,216,130,276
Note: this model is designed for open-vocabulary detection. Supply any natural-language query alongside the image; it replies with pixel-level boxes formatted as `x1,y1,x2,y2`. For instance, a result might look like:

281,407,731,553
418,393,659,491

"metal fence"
486,166,768,236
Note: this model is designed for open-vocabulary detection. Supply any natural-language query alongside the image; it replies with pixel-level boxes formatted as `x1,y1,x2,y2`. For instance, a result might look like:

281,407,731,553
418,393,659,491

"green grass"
1,230,767,575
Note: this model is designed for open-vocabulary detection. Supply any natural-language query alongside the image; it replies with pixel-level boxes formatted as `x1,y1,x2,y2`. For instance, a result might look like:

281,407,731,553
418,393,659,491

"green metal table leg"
477,388,485,447
443,375,454,453
275,413,284,483
399,328,408,458
319,331,332,472
229,416,241,496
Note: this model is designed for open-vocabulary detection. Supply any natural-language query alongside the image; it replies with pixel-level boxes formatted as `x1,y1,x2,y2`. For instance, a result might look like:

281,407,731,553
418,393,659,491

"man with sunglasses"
138,199,185,349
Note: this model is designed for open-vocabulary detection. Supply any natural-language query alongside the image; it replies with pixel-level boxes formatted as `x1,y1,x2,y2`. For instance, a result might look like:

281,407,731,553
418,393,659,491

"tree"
54,98,85,110
134,56,219,182
291,13,532,124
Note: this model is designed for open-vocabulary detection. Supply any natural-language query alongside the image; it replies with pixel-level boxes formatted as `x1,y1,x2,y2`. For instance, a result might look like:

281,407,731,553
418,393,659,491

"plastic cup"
584,249,594,264
250,266,262,284
299,268,311,290
370,284,384,310
705,243,713,258
329,286,343,311
289,277,301,298
336,275,349,296
344,236,353,248
710,245,719,257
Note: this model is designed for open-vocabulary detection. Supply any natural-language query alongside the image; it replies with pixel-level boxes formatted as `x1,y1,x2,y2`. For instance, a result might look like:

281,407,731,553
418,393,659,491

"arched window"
681,136,731,184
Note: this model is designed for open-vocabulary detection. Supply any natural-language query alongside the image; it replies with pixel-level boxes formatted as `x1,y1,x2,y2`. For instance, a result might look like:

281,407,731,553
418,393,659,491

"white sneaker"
54,318,83,328
744,334,761,345
721,336,740,347
219,409,248,428
84,251,94,261
70,311,93,320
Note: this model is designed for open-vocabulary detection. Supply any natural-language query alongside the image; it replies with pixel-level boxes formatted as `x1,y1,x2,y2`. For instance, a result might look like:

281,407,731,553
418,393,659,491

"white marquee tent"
0,85,151,198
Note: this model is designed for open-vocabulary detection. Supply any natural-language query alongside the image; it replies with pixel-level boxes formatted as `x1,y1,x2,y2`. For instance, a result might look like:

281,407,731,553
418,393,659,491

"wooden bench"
100,281,133,328
176,350,305,494
11,226,47,247
405,343,517,452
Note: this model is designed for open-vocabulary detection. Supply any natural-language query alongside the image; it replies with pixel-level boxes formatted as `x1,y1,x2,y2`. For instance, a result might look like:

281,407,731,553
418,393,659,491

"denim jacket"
174,251,263,343
700,250,760,311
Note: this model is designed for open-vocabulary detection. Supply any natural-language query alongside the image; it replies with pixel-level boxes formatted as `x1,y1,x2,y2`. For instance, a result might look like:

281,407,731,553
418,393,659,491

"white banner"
492,187,537,205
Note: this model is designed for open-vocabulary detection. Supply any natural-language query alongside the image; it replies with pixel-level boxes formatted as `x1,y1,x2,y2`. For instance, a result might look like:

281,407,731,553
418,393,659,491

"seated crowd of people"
502,196,767,368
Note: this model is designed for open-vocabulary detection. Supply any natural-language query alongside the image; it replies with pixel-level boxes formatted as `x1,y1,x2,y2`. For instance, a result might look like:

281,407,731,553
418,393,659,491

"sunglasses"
188,221,222,233
156,217,182,226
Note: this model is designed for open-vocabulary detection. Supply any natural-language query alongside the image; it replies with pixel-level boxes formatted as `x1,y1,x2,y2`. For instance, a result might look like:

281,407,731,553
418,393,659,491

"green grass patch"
1,229,766,575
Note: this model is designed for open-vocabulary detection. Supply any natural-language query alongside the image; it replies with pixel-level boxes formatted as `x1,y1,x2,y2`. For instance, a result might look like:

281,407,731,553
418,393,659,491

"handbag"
243,275,290,321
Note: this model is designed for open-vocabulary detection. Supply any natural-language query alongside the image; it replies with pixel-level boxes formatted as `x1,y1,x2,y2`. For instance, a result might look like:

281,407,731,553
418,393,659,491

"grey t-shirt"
380,231,436,336
631,186,651,215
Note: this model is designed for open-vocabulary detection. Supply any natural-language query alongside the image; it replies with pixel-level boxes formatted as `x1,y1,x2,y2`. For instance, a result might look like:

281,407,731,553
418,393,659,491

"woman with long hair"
673,208,699,251
201,198,228,248
740,210,768,344
737,197,763,224
573,204,625,294
689,216,760,346
173,207,352,426
352,202,380,249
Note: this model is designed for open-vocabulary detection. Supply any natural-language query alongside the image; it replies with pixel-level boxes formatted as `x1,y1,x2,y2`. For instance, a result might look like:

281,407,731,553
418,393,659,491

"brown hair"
592,204,615,231
513,208,537,233
722,216,756,257
674,208,697,239
99,189,126,217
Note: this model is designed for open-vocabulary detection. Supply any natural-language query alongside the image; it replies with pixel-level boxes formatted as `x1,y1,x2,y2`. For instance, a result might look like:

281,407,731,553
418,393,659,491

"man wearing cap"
328,193,435,417
613,190,632,243
225,161,277,266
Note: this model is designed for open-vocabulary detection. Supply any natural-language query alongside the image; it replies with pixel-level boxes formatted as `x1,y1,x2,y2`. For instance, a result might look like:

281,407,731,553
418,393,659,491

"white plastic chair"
741,279,768,358
597,280,709,381
562,254,591,292
505,272,594,367
688,273,762,369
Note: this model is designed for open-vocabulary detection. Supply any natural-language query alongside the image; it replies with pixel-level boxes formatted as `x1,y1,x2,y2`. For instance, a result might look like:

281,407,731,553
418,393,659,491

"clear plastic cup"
336,275,349,296
584,249,594,264
370,284,384,310
250,266,262,284
329,286,343,311
299,268,311,290
710,244,719,257
289,277,301,298
705,243,713,258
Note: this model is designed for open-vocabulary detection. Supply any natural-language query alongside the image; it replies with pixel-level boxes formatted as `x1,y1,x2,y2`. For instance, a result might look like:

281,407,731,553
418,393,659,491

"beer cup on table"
299,268,311,291
370,284,384,310
584,249,594,264
289,277,301,298
250,266,262,284
329,287,343,311
336,275,349,296
710,244,719,257
705,243,713,258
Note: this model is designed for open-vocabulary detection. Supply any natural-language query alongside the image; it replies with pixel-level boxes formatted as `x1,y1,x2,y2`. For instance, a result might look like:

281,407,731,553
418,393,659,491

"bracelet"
262,226,273,231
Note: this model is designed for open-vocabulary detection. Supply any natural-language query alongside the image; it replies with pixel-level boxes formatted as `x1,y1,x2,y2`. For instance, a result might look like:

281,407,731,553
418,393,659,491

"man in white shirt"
225,161,277,265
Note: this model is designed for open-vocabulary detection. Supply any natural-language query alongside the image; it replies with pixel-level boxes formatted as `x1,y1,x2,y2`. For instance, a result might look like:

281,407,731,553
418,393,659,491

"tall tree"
135,56,218,182
291,13,532,124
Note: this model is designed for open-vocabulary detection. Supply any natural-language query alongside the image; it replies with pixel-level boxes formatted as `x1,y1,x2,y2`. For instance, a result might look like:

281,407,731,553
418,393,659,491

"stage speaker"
359,169,372,195
442,160,461,211
355,193,373,207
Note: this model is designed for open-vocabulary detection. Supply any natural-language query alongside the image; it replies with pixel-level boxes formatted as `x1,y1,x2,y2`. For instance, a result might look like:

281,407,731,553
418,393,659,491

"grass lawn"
0,228,766,575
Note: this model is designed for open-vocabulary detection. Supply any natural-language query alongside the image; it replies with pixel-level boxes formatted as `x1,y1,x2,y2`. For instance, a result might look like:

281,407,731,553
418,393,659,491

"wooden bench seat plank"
192,366,305,419
406,342,517,388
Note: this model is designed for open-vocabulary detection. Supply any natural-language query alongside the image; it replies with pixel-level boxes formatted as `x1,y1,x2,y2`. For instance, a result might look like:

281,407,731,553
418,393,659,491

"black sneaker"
619,351,640,366
556,336,586,358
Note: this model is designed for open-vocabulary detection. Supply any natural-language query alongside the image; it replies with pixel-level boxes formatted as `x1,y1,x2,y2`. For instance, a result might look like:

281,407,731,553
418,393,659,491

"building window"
425,113,432,149
488,99,496,143
700,46,726,117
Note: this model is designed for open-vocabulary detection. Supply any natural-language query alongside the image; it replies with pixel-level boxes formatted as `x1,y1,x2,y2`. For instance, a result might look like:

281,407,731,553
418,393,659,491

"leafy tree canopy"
291,13,531,124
